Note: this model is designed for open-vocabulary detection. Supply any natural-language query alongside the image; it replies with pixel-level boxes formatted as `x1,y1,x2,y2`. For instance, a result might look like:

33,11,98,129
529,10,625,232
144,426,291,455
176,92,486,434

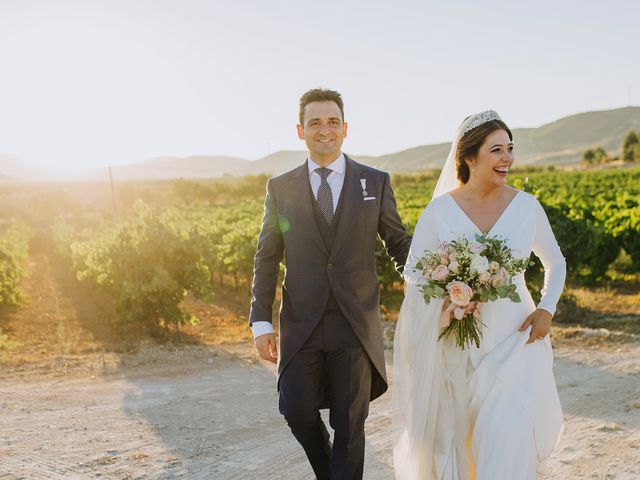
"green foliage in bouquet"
415,234,532,349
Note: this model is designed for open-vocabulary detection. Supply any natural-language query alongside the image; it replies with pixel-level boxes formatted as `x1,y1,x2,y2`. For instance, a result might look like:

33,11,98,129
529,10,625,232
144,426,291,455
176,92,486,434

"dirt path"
1,342,638,480
1,250,638,478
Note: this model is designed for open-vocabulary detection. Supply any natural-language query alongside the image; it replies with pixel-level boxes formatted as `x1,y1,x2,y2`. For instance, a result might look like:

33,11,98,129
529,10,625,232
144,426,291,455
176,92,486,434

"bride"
392,110,565,479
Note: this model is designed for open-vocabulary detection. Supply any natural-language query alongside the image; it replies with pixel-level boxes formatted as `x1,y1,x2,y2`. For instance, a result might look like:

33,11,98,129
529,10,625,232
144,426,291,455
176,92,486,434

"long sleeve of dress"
403,201,440,286
532,199,566,316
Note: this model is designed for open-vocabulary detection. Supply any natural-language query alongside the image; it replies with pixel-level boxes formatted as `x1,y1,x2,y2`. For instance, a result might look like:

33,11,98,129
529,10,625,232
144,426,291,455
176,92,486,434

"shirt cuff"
251,321,275,338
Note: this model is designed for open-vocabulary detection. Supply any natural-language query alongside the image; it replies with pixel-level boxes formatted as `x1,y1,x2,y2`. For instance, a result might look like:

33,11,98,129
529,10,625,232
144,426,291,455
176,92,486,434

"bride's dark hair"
456,119,512,183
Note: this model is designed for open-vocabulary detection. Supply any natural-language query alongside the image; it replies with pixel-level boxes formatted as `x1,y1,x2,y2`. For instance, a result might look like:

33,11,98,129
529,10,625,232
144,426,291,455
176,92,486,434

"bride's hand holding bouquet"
414,234,533,349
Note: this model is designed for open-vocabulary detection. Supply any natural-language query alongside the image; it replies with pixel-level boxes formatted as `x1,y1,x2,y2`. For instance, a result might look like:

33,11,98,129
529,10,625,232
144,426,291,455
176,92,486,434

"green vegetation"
0,222,30,307
382,168,640,288
622,131,640,163
0,327,20,350
582,147,610,165
581,129,640,165
20,165,636,333
52,199,262,335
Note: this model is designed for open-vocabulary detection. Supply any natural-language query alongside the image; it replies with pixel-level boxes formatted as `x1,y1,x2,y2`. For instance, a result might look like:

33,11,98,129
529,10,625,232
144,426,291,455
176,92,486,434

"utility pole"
108,163,117,212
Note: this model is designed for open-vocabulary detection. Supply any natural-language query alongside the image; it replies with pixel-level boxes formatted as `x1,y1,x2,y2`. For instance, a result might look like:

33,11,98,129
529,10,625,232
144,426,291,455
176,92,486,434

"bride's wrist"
536,308,553,321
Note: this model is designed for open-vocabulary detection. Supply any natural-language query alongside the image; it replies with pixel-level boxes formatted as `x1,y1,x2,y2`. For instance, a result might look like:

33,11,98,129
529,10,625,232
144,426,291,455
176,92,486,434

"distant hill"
108,155,248,180
2,107,640,182
507,106,640,165
251,107,640,175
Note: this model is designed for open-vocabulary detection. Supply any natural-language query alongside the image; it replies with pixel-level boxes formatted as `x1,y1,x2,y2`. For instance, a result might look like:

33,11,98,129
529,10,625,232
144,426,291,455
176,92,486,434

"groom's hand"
255,333,278,363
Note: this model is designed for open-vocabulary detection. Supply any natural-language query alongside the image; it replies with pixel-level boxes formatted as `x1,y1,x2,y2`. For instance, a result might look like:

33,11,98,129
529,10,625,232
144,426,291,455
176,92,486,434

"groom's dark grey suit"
249,154,411,479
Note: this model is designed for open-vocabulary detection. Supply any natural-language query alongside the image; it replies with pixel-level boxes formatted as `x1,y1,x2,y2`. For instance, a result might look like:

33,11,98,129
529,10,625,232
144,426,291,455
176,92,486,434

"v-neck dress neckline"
445,190,522,236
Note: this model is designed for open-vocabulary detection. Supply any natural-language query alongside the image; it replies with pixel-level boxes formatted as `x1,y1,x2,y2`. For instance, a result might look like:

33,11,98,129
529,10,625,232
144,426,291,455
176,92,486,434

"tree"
622,131,639,163
582,149,596,165
594,147,610,163
582,147,609,165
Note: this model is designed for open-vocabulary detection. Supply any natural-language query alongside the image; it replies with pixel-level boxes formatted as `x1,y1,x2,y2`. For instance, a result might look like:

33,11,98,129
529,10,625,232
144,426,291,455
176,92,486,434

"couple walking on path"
249,88,565,480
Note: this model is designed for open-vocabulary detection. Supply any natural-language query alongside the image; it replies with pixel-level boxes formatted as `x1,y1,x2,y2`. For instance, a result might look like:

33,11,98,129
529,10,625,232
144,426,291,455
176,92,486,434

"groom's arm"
249,179,284,342
377,172,412,273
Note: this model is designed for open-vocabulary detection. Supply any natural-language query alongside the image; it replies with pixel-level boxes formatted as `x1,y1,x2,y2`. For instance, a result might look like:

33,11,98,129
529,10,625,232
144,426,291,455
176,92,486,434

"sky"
1,0,639,169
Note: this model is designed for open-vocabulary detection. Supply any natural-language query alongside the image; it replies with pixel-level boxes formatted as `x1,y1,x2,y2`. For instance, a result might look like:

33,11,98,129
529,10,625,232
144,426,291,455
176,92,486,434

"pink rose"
478,271,491,282
466,301,479,316
471,242,484,254
464,302,481,322
448,260,460,273
491,267,510,287
431,264,450,281
447,281,473,307
440,251,449,265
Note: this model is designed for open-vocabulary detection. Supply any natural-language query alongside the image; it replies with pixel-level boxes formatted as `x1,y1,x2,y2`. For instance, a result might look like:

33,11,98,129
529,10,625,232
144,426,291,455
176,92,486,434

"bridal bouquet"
414,234,532,349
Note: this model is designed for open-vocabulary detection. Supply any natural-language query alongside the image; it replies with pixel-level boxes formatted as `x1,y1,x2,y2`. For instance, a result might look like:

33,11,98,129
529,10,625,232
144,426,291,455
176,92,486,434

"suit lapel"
289,161,329,256
331,155,363,259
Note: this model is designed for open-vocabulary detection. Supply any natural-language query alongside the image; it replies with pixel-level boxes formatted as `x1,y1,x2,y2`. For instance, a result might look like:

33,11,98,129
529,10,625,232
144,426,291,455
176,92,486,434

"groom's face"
297,100,348,163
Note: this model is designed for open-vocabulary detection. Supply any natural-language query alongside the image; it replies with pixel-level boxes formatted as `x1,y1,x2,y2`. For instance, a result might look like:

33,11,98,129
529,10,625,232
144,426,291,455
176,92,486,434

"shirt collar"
307,152,346,177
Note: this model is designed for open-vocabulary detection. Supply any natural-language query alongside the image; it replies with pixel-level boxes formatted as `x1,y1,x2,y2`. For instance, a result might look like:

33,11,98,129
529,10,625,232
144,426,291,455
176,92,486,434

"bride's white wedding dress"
392,190,565,480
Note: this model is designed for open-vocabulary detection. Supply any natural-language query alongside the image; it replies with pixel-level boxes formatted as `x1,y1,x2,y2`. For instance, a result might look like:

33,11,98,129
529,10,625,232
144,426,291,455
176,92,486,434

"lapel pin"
360,178,368,196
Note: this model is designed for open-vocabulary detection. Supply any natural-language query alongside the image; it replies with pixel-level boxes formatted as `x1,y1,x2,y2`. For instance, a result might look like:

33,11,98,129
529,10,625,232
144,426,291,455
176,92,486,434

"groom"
249,88,411,479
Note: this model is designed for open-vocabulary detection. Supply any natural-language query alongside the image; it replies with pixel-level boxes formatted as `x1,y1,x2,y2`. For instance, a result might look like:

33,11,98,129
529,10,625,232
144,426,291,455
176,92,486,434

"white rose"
488,261,500,273
470,254,489,273
448,260,460,273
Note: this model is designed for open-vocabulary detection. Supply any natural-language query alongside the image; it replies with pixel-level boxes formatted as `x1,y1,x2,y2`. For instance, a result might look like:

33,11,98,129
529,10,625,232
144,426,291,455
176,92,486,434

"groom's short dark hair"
299,88,345,125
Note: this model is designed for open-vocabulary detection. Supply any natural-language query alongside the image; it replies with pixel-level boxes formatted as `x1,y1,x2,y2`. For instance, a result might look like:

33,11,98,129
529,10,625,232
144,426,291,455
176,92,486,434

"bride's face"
466,129,514,187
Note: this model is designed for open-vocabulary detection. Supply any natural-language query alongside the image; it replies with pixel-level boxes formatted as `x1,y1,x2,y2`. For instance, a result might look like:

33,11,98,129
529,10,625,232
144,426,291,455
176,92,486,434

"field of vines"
45,166,639,332
0,222,30,307
383,166,640,289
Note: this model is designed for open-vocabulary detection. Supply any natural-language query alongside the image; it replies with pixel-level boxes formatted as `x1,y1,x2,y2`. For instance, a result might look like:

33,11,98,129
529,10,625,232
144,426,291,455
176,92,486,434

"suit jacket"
249,155,411,401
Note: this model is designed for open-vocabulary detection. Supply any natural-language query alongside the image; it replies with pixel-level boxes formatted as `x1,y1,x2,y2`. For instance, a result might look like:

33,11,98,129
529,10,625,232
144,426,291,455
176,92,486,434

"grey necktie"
315,167,334,225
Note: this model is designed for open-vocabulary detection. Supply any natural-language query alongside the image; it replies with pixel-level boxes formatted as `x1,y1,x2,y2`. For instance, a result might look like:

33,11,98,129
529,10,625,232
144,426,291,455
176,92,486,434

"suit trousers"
278,309,373,480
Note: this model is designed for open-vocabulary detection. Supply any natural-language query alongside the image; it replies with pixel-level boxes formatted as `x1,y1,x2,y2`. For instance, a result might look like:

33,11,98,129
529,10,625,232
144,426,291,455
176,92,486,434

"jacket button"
327,263,334,270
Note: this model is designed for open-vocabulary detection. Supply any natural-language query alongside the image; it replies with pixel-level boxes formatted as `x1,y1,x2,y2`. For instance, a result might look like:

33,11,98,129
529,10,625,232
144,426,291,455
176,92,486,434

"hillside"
2,107,639,181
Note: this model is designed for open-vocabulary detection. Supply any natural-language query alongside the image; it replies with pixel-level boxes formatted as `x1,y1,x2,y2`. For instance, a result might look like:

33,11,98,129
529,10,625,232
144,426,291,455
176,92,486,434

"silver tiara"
460,110,502,136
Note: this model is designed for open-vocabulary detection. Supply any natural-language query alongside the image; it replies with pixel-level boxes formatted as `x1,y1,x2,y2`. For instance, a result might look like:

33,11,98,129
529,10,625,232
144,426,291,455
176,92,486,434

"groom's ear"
343,122,348,138
296,124,305,140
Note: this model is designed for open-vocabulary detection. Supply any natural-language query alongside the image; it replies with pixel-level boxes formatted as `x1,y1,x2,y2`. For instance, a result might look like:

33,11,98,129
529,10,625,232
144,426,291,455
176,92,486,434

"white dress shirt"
251,153,346,339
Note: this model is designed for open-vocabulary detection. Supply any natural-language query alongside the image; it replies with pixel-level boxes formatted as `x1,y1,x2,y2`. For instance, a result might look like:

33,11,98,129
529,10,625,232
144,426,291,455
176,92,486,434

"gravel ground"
1,342,639,479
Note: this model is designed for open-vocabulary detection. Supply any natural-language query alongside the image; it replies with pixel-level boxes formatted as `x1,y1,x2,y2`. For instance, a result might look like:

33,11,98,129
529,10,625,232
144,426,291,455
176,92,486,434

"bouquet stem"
438,313,484,349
